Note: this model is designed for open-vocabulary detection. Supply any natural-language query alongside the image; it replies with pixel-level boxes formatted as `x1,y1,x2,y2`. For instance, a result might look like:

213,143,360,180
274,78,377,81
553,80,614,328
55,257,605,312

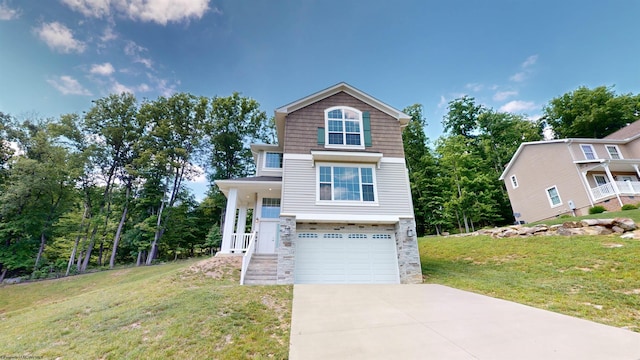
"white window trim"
263,151,283,169
580,144,597,160
545,185,562,208
315,162,379,205
510,174,518,189
324,106,365,150
605,145,623,159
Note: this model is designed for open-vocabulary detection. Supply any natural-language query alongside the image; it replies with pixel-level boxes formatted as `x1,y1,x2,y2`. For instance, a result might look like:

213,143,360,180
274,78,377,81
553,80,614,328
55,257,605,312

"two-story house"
215,83,423,285
499,120,640,223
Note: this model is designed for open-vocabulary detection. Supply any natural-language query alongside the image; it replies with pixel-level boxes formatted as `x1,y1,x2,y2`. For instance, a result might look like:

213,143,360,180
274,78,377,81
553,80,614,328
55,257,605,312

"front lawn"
420,234,640,331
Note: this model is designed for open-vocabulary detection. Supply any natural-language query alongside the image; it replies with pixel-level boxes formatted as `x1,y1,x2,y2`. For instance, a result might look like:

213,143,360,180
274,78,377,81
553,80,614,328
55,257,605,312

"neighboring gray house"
499,120,640,223
215,83,422,285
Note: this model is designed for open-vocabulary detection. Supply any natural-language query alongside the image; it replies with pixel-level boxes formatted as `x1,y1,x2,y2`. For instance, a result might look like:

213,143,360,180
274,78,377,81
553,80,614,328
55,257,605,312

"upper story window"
264,152,283,168
510,174,519,189
580,144,597,160
325,107,364,149
605,145,622,159
317,164,376,203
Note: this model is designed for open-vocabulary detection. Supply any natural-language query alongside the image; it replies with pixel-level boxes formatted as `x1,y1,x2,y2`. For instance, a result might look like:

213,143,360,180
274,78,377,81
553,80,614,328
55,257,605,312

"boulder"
583,226,613,236
611,226,625,234
556,227,586,236
613,218,637,231
562,221,583,228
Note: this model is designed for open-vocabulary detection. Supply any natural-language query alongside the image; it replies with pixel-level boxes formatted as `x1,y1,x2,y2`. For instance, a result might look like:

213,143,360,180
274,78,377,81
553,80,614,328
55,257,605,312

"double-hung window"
580,144,597,160
325,107,364,149
605,145,622,159
318,164,376,203
546,186,562,207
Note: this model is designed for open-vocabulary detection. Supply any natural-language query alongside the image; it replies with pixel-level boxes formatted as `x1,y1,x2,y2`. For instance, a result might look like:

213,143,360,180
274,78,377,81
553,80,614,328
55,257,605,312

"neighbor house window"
580,144,597,160
264,152,283,168
261,198,281,218
546,186,562,207
605,145,622,159
510,175,519,189
325,107,364,149
317,164,376,202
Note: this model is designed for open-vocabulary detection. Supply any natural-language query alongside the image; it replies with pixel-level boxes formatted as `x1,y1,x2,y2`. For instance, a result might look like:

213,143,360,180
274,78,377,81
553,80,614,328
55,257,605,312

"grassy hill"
0,257,292,359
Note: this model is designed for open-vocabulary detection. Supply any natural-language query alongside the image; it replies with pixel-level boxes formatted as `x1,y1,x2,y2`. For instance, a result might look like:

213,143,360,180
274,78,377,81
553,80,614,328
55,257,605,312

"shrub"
589,205,606,214
621,204,638,210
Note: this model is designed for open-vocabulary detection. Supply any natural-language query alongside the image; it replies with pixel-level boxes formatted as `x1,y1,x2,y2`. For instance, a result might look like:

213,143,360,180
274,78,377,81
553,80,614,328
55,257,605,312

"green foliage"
621,204,638,211
543,86,640,138
589,205,607,214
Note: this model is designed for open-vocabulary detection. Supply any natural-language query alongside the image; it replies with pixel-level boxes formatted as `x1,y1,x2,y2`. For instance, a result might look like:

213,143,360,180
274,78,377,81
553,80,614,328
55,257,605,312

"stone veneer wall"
394,218,423,284
277,216,296,285
276,218,423,284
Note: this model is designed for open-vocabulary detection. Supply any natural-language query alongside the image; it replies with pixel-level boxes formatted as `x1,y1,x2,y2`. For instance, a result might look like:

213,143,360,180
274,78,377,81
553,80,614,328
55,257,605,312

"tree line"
403,85,640,235
0,92,270,281
1,85,638,280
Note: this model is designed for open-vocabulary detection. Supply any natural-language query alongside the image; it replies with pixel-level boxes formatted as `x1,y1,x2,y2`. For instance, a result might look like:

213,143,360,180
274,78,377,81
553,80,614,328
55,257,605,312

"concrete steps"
243,254,278,285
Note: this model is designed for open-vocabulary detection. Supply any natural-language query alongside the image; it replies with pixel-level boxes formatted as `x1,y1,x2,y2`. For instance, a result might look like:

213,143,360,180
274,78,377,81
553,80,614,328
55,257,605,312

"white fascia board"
281,213,411,223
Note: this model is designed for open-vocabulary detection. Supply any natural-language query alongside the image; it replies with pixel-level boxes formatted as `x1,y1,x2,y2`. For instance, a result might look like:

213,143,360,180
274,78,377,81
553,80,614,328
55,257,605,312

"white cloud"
110,81,134,94
499,100,537,113
124,40,153,69
0,2,20,20
101,24,118,42
35,22,86,53
465,83,483,92
493,90,518,101
509,72,526,82
437,95,447,109
90,62,115,76
47,75,92,96
522,54,538,68
62,0,212,25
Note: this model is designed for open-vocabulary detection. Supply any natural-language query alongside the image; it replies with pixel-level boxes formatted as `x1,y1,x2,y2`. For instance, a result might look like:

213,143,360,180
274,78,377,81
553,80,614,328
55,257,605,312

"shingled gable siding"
283,91,405,157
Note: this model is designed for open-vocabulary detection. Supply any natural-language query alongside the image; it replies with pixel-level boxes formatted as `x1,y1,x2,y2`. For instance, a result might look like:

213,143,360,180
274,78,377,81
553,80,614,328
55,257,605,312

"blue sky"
1,0,640,197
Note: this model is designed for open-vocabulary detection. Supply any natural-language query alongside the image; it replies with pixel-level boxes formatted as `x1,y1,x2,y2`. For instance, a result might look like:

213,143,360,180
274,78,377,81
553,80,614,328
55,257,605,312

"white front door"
257,220,278,254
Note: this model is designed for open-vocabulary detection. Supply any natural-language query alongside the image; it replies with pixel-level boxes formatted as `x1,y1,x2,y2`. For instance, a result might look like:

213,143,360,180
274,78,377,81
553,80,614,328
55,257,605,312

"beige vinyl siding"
281,157,413,217
504,142,591,223
623,138,640,158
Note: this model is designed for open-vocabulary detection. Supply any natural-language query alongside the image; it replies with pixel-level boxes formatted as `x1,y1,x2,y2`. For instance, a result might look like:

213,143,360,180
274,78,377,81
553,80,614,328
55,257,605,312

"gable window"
317,164,376,203
261,198,281,218
264,152,283,168
510,175,519,189
546,186,562,207
580,144,597,160
324,107,364,149
605,145,622,159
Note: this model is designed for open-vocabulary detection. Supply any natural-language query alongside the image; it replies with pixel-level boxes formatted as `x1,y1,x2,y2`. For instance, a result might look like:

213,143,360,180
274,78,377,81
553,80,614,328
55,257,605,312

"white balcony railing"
591,181,640,200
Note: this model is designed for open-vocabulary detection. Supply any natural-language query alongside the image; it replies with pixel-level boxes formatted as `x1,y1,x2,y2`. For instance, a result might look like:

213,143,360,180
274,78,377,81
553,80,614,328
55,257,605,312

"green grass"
420,234,640,331
0,258,292,359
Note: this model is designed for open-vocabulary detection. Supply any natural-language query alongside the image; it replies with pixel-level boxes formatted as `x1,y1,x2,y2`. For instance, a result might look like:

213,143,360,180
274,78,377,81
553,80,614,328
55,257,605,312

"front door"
257,220,278,253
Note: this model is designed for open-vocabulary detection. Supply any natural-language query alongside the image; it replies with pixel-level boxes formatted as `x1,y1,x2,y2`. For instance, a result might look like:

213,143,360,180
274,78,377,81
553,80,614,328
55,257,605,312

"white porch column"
221,188,238,253
581,171,594,206
633,164,640,179
236,206,248,234
604,164,623,207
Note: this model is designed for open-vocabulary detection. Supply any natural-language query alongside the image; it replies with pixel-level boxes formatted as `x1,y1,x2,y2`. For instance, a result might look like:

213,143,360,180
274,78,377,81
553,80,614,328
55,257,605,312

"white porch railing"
230,232,254,253
240,231,257,285
615,180,640,194
591,181,640,200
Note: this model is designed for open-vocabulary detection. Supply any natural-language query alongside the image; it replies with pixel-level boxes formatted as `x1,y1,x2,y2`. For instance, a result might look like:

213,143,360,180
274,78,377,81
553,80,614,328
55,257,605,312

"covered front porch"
214,176,283,254
579,160,640,204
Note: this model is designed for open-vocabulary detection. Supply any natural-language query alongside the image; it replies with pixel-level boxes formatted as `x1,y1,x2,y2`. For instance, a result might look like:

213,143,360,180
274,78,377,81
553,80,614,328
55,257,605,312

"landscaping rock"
611,226,625,234
613,218,637,231
557,227,585,236
563,221,583,228
2,277,22,285
583,226,613,236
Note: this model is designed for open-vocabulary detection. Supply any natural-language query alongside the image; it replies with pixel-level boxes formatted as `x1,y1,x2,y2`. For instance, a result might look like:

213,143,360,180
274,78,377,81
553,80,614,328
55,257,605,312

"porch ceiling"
215,178,282,207
576,159,640,173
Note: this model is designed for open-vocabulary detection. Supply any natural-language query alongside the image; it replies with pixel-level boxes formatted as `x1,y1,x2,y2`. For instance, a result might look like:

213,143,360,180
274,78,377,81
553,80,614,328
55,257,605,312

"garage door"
294,231,400,284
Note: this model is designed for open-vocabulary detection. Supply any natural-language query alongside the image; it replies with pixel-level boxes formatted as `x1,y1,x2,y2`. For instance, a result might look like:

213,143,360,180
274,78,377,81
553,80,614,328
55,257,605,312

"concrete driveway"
289,284,640,360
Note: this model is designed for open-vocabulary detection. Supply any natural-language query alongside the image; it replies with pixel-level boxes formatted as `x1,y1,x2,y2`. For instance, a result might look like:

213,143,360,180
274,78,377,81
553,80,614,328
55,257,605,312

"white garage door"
294,232,400,284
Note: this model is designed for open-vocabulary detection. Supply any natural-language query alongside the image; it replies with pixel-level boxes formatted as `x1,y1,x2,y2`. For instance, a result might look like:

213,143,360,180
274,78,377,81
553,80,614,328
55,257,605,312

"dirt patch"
602,243,624,248
185,256,242,281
